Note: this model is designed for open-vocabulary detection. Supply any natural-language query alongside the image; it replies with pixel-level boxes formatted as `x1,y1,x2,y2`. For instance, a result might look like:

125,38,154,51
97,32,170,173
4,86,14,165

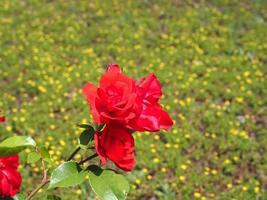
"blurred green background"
0,0,266,199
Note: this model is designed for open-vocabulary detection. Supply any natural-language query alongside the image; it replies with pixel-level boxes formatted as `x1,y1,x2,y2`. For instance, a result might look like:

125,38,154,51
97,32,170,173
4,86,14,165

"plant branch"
67,146,81,161
27,160,49,200
78,153,98,165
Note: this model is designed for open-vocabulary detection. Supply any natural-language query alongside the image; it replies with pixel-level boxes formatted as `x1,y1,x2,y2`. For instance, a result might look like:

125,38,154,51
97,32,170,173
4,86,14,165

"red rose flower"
94,122,135,171
0,155,22,197
0,116,5,123
83,64,173,132
84,64,173,171
83,64,141,125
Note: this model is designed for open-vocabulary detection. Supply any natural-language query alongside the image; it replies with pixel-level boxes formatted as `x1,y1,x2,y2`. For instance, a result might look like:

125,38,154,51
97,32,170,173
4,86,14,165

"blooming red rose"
0,116,5,123
83,64,173,132
83,64,141,125
83,64,173,171
94,122,135,171
0,155,22,197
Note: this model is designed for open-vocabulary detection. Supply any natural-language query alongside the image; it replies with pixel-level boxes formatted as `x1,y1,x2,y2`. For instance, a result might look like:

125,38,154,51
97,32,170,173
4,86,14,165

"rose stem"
66,146,81,161
27,160,49,200
78,153,98,165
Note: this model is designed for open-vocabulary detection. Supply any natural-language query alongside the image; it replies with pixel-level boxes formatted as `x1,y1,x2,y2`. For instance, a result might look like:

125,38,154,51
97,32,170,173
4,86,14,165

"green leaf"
13,193,26,200
88,165,129,200
0,136,36,157
39,145,52,163
48,161,86,189
77,124,91,129
46,195,62,200
78,125,94,149
27,152,41,164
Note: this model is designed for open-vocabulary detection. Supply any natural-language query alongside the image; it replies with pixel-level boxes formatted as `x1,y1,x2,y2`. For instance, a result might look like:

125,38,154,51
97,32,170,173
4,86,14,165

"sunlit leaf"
48,161,86,189
0,136,36,157
88,165,129,200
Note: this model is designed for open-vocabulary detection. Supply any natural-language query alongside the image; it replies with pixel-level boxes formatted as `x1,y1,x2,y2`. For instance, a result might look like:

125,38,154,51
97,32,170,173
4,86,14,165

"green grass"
0,0,267,199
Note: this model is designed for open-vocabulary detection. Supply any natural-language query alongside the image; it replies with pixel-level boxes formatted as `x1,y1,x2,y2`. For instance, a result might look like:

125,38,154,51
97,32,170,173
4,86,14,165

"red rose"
83,64,173,132
84,64,173,171
0,155,22,197
94,122,135,171
0,116,5,123
83,64,141,125
128,74,173,132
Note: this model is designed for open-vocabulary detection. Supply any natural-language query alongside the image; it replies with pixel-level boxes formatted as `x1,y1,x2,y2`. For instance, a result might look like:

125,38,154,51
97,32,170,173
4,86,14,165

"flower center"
106,86,123,105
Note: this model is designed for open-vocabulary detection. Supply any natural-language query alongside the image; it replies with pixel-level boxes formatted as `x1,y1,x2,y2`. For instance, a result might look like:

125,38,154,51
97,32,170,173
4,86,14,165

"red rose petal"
94,123,135,171
83,82,101,123
137,74,162,103
106,64,121,73
129,104,173,132
0,155,21,197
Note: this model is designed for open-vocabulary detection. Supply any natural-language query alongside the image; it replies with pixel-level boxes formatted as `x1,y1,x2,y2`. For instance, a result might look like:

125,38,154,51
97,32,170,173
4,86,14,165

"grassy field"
0,0,267,199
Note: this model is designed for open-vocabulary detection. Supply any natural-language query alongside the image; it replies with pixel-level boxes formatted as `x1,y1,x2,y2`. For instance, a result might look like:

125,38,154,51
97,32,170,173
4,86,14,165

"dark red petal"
0,116,5,123
107,129,135,170
95,123,135,171
1,169,21,196
82,82,101,123
156,109,173,131
0,173,11,197
94,133,107,165
0,155,21,197
106,64,121,73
